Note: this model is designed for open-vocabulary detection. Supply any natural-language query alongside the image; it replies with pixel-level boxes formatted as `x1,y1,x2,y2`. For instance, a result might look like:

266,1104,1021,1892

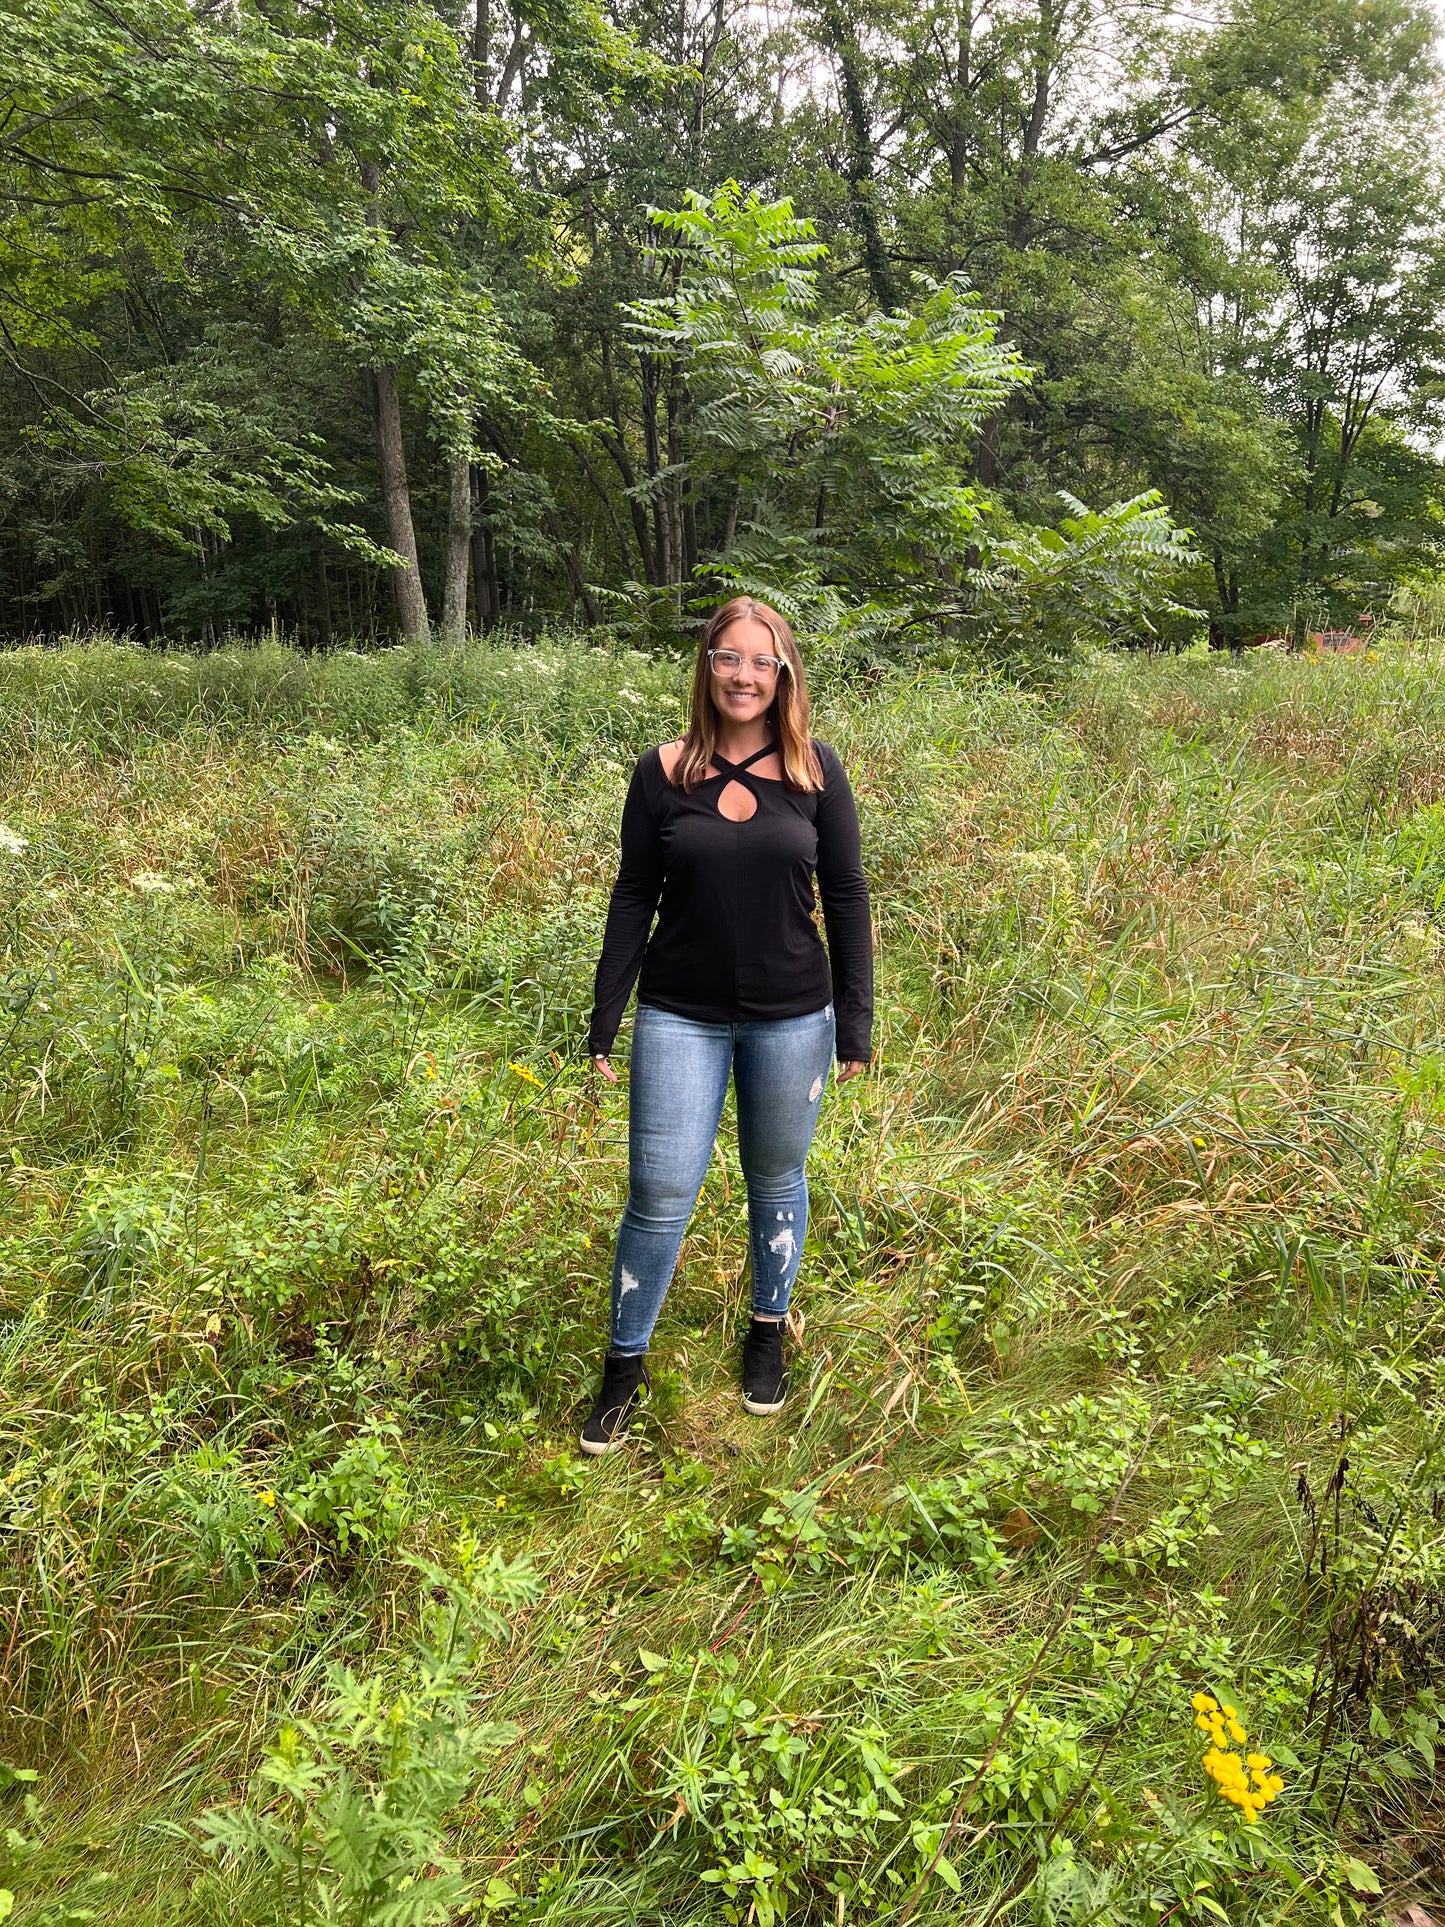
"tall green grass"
0,634,1442,1925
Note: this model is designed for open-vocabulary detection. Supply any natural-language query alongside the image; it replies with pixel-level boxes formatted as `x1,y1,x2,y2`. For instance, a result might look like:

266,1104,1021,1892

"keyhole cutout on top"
717,779,758,823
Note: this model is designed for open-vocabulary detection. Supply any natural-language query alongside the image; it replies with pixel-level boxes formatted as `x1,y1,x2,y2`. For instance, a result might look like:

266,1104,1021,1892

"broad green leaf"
1343,1858,1381,1895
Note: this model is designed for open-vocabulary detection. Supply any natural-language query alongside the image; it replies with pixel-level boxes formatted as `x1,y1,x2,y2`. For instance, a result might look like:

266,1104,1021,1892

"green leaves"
623,182,1195,661
198,1550,540,1923
974,492,1201,668
1,0,556,588
1341,1855,1382,1895
35,325,385,555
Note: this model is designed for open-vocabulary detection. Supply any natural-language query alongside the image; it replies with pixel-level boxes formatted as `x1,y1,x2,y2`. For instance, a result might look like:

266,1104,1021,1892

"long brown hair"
670,598,824,793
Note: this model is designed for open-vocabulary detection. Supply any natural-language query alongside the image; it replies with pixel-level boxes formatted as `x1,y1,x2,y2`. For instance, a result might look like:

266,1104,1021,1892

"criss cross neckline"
709,742,779,781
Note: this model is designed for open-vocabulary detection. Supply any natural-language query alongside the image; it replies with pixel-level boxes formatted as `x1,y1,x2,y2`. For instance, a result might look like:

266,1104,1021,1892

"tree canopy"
2,0,1442,647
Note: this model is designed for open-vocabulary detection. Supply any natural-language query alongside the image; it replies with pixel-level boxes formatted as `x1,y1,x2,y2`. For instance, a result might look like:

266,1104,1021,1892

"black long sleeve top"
588,740,874,1063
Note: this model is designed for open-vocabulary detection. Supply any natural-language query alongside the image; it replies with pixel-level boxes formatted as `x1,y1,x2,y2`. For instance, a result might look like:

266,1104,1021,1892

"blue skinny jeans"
608,1003,836,1356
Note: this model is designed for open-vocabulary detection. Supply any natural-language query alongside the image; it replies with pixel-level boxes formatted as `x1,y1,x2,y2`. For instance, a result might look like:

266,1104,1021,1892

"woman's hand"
835,1059,867,1087
592,1053,619,1085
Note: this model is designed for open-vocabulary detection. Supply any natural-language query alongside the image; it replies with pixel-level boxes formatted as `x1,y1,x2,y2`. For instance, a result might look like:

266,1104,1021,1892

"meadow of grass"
0,632,1443,1926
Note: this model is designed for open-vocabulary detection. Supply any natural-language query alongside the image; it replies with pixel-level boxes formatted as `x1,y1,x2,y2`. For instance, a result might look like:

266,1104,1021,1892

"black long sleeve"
588,762,664,1059
587,741,874,1063
812,748,874,1061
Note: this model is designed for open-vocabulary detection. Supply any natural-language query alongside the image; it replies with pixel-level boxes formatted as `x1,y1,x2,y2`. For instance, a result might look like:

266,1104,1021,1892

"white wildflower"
0,824,28,856
1398,918,1443,955
1012,849,1076,905
130,871,176,895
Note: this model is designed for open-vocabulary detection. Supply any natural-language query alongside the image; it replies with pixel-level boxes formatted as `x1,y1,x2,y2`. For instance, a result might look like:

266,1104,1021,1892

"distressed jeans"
607,1003,836,1356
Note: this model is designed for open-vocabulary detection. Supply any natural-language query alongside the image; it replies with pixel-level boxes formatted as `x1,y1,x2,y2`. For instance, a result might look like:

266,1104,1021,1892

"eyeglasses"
708,647,788,680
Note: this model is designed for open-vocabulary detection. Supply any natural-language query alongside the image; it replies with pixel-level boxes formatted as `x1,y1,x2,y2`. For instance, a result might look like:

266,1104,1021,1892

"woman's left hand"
835,1060,867,1086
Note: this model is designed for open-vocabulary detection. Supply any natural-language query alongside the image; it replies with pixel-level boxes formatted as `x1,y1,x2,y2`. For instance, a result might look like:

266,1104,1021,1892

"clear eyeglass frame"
708,647,788,680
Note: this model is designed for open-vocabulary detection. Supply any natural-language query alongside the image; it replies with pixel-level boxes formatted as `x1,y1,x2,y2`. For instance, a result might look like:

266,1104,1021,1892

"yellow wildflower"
258,1489,277,1508
509,1061,544,1088
1193,1694,1283,1824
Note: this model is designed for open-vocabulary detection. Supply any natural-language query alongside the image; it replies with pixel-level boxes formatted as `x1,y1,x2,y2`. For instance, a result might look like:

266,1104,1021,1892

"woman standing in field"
582,598,873,1453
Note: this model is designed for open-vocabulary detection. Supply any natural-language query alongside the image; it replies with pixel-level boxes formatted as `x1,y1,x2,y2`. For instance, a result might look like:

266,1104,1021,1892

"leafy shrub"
160,1441,286,1588
302,822,444,967
222,1180,358,1323
627,184,1196,662
284,1420,410,1560
896,1471,1008,1583
71,1169,181,1309
0,1762,43,1921
659,1665,916,1924
199,1547,540,1924
972,492,1201,669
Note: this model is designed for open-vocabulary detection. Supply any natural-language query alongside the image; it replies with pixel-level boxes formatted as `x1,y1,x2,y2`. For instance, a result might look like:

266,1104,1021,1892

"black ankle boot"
741,1318,788,1415
579,1353,650,1455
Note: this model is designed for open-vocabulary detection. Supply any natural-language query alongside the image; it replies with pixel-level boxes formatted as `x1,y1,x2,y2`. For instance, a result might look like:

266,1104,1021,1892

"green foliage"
0,1763,43,1922
665,1692,913,1923
34,324,387,559
160,1442,287,1589
629,185,1197,659
974,492,1203,667
285,1420,412,1561
199,1547,539,1923
897,1472,1008,1582
2,0,1444,644
4,635,1445,1925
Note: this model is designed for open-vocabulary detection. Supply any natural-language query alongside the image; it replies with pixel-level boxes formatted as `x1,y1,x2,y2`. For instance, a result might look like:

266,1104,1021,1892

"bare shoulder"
657,738,686,780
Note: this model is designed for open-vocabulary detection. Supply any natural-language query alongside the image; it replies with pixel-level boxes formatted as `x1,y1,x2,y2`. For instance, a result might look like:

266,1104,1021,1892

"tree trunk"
667,371,693,589
598,333,656,581
819,3,897,311
972,0,1057,487
316,549,332,647
470,463,499,626
442,444,471,642
575,438,637,577
373,365,429,642
975,410,1001,487
541,504,602,625
472,0,491,102
722,488,740,554
640,355,670,585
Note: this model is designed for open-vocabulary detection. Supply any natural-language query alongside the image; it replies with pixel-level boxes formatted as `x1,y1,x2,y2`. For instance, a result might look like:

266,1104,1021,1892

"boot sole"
742,1393,787,1415
578,1430,629,1455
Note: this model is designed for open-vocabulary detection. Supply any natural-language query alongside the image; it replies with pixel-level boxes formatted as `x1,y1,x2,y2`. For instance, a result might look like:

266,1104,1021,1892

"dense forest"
5,0,1445,650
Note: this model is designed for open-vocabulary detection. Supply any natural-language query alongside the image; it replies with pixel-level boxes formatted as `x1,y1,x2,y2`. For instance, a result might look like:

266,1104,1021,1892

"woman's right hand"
592,1053,619,1085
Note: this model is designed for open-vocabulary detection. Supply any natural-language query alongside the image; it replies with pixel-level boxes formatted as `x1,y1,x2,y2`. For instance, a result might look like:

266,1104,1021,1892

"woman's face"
709,617,784,728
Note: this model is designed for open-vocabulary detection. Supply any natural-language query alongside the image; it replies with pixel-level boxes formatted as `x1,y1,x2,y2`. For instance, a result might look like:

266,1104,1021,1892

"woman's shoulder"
809,739,848,783
624,741,670,782
655,738,685,782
